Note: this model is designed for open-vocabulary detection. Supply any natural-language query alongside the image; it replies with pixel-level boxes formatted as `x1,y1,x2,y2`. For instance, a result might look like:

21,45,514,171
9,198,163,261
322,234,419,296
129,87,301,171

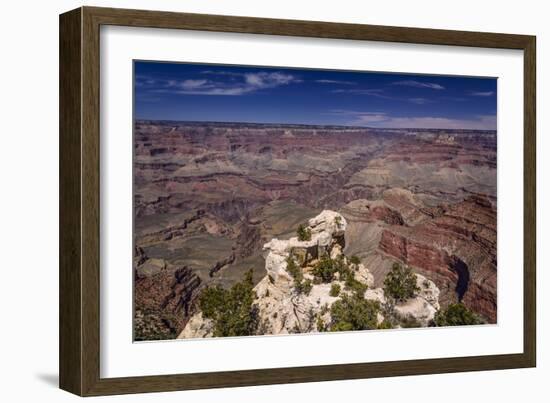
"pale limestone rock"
177,312,213,339
365,287,386,304
308,210,347,237
393,274,440,325
355,263,375,288
180,211,350,338
177,210,441,339
261,210,347,292
330,243,343,260
254,276,342,334
364,273,440,326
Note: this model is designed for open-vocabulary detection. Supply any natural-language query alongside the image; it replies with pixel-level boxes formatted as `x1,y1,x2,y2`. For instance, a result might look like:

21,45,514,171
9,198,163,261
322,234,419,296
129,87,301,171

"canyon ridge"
133,120,497,340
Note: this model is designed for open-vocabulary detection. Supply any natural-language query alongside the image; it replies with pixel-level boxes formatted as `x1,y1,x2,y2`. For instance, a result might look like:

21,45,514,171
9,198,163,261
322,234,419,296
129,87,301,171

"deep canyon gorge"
133,120,497,340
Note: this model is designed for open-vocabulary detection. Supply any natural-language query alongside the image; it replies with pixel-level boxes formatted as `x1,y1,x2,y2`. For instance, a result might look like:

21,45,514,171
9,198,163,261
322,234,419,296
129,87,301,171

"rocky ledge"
178,210,440,338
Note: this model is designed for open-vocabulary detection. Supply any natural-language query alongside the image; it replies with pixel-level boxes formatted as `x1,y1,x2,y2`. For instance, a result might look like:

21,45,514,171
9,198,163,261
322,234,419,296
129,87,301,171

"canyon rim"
133,61,497,341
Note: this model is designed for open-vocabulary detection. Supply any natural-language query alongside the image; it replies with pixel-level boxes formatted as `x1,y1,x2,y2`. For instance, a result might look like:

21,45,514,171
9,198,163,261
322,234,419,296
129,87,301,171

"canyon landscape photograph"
133,61,497,341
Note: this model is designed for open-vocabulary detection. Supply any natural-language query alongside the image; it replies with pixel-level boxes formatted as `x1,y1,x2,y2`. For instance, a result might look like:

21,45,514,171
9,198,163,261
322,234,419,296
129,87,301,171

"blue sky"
134,61,497,130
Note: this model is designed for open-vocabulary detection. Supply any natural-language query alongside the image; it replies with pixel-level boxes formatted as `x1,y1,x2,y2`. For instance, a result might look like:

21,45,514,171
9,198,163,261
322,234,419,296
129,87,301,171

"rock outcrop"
378,195,496,322
134,247,203,341
365,273,440,326
178,210,440,338
261,210,347,291
341,190,497,323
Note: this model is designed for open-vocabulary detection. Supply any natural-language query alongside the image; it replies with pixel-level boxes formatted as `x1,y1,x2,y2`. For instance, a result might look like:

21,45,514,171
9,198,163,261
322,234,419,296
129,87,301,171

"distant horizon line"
134,118,497,132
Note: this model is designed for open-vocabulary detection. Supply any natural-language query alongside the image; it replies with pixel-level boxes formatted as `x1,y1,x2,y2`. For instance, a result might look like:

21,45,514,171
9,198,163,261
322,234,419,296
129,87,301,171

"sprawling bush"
198,270,259,337
296,224,312,241
312,255,338,282
296,278,313,295
312,255,369,299
434,303,483,327
335,255,352,280
377,319,394,330
134,308,179,341
344,275,368,297
329,283,341,297
398,314,422,328
349,255,361,266
286,255,313,294
285,256,302,282
330,293,380,332
383,263,420,302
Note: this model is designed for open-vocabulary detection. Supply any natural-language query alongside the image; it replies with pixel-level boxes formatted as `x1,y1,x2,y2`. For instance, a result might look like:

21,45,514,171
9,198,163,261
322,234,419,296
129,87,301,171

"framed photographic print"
59,6,536,396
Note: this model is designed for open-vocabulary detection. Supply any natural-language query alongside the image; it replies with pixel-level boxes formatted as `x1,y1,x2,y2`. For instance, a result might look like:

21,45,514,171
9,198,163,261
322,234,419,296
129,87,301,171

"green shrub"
287,255,314,294
434,303,483,327
329,283,341,297
316,316,328,332
344,275,368,297
335,255,352,281
379,299,399,329
296,278,313,295
134,308,179,341
286,256,302,281
377,319,394,330
297,224,312,241
313,255,368,296
383,263,420,302
320,303,330,315
312,255,338,282
349,255,361,265
198,270,259,337
330,294,380,332
399,314,422,328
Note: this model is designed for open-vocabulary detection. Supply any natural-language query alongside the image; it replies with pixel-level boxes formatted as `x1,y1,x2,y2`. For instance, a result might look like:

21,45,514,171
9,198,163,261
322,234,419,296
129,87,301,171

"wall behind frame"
0,0,546,402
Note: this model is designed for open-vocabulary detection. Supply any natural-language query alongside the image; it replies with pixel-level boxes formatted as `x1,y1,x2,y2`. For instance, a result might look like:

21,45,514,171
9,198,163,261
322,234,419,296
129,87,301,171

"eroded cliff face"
342,190,496,323
134,122,497,339
178,211,440,339
134,247,203,340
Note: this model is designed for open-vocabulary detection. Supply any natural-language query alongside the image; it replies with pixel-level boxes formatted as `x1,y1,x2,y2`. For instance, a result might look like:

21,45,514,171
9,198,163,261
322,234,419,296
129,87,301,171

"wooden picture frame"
59,6,536,396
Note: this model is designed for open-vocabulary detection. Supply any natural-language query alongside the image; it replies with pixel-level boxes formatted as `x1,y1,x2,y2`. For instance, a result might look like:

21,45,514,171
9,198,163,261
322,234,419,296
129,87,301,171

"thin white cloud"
408,98,431,105
325,110,388,123
332,88,392,99
244,72,296,87
315,79,356,85
180,79,209,90
332,89,434,105
139,71,301,96
468,91,495,97
327,110,496,130
441,96,467,102
392,80,445,90
327,109,384,115
200,70,242,76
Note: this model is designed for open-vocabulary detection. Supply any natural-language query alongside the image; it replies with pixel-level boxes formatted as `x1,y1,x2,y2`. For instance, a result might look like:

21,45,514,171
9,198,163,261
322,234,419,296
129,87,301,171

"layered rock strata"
342,190,496,322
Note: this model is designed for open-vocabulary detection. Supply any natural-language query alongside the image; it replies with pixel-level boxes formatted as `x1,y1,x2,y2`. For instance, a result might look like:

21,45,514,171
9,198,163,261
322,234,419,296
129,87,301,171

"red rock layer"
378,195,496,322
